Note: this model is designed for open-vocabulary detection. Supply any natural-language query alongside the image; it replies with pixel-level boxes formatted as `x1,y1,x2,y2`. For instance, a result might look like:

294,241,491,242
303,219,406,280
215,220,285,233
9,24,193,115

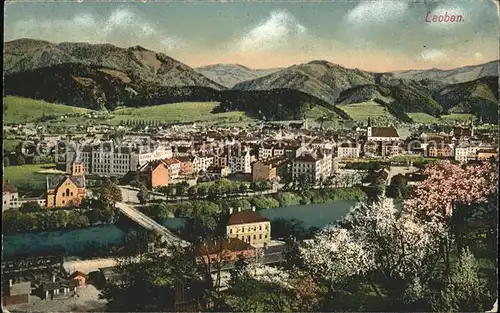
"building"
2,280,31,306
476,149,497,161
65,140,172,177
163,158,182,179
3,181,18,211
252,157,290,182
192,155,214,173
69,271,87,288
292,150,333,183
228,146,252,174
37,278,79,300
195,238,256,264
428,142,454,158
337,142,360,159
176,156,194,175
121,160,170,189
46,162,87,208
455,143,471,162
205,166,230,179
226,208,271,247
258,144,275,160
451,126,474,139
367,126,400,142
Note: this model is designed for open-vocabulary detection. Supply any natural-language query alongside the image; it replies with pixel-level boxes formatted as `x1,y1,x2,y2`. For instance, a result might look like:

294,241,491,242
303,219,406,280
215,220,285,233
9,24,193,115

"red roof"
228,210,269,226
163,158,181,166
370,127,399,138
3,181,17,193
69,271,87,278
196,238,254,256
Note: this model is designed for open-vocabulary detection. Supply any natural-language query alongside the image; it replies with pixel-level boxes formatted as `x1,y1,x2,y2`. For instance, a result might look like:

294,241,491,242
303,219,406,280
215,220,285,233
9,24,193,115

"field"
3,96,92,124
108,102,255,125
440,113,477,121
407,112,438,123
3,163,58,193
3,139,22,151
337,101,398,123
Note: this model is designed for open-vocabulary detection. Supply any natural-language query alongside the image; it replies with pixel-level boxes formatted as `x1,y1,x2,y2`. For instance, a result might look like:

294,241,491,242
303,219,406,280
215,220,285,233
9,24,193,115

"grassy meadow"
3,163,58,193
407,112,438,123
337,101,398,123
3,96,92,124
108,102,255,125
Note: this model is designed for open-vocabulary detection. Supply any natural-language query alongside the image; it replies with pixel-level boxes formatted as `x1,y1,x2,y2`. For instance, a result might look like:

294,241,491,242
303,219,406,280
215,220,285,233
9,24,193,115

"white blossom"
246,264,293,289
300,198,446,284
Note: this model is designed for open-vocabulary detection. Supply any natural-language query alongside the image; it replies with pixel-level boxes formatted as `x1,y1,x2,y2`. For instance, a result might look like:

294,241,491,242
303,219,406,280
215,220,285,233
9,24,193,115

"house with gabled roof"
226,208,271,247
46,162,86,208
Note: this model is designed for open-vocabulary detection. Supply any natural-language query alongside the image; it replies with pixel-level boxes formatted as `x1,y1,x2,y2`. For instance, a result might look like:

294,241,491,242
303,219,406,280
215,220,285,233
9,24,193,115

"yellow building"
226,208,271,247
46,163,87,208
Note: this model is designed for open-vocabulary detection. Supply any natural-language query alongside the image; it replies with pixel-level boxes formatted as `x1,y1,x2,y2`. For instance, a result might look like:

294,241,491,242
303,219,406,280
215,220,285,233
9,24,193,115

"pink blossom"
404,160,498,220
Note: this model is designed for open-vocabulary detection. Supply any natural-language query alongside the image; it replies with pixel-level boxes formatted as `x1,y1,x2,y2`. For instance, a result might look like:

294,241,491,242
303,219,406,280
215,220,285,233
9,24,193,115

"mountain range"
195,64,281,88
3,39,499,122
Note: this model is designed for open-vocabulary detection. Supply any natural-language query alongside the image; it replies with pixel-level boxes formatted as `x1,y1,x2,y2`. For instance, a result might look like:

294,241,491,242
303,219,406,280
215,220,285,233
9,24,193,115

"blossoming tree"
299,199,445,308
404,160,497,219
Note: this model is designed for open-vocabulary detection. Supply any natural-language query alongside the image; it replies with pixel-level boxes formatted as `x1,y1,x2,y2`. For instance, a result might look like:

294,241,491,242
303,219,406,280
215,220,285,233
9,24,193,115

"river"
3,200,357,258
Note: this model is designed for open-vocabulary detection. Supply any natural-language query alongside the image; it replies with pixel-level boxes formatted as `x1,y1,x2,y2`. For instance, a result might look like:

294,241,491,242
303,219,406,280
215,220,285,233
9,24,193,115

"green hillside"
337,100,398,123
3,96,92,124
407,112,438,123
109,102,254,125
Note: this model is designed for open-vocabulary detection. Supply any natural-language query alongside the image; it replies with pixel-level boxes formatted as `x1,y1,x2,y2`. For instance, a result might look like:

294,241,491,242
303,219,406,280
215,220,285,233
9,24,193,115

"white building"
292,150,333,182
337,142,361,159
3,182,46,210
3,182,19,211
228,147,252,174
192,155,214,173
66,140,172,177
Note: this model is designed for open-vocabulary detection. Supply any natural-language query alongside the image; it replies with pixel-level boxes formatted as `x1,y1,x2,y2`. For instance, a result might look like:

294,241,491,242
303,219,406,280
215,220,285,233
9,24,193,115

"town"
3,116,498,311
2,1,499,312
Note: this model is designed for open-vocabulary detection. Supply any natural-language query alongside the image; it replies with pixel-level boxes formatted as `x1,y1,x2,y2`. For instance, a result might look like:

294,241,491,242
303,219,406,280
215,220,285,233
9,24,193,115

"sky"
4,0,499,71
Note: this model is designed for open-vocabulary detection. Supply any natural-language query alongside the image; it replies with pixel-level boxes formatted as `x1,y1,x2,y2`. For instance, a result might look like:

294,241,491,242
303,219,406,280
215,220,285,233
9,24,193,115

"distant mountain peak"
195,63,281,88
307,60,333,65
128,45,150,51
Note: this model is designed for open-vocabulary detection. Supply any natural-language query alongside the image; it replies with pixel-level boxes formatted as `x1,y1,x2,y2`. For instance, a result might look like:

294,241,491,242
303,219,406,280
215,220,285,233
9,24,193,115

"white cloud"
346,1,409,27
10,7,182,51
419,49,448,62
236,10,308,51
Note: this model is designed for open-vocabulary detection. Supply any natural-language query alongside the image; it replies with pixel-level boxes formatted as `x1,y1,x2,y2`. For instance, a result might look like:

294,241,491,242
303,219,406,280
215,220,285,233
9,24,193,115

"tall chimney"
229,207,233,214
238,207,241,212
9,279,13,287
252,206,256,212
52,275,56,283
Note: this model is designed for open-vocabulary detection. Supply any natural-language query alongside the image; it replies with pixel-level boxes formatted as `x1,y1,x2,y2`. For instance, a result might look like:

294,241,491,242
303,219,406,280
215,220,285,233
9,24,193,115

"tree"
16,154,25,165
175,183,188,198
430,249,486,312
3,157,10,166
405,160,498,268
101,245,209,312
197,185,208,198
137,187,150,205
299,199,446,310
99,178,123,209
19,201,43,213
405,160,497,219
188,185,198,199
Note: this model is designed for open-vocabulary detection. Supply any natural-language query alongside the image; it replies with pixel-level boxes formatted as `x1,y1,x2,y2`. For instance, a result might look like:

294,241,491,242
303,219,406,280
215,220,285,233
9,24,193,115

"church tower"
71,162,85,176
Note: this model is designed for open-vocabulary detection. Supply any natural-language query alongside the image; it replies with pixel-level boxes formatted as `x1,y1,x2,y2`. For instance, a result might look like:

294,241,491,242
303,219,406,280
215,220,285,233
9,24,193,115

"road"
118,187,189,247
385,166,419,186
